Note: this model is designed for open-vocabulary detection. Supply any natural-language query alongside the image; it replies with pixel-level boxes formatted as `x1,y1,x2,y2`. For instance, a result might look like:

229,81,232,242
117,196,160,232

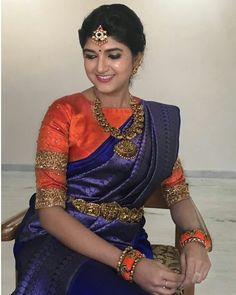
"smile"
96,75,114,83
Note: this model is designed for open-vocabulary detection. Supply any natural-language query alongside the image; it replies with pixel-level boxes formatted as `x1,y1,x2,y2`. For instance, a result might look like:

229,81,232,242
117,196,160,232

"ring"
162,279,168,289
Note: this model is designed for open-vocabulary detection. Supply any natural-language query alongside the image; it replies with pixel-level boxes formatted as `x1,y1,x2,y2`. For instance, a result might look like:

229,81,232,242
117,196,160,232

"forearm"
170,198,207,232
38,206,122,269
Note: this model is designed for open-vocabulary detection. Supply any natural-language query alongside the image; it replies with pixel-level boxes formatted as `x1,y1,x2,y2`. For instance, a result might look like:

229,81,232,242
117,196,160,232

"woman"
13,4,211,295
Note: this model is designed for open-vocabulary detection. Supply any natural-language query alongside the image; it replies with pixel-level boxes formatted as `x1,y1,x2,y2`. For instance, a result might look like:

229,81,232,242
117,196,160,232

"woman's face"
83,37,135,96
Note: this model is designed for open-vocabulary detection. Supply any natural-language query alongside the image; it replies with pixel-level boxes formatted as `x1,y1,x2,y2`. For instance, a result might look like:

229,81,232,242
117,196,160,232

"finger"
202,261,211,281
163,270,184,284
180,253,186,275
160,279,182,289
156,285,179,295
192,271,203,284
182,268,194,286
193,264,210,284
202,268,210,281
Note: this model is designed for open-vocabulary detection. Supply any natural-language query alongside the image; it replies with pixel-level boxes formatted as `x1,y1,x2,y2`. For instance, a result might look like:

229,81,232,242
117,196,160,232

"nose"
96,55,108,73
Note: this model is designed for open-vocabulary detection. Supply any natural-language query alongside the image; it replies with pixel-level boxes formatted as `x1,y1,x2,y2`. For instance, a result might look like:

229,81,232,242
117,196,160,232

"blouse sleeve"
35,100,71,209
161,158,190,207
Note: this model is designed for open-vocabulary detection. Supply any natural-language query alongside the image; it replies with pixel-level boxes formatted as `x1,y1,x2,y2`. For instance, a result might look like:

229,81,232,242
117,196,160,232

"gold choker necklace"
93,92,144,159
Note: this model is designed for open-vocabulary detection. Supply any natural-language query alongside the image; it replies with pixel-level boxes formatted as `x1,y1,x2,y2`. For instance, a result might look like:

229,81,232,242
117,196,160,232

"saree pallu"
13,100,180,295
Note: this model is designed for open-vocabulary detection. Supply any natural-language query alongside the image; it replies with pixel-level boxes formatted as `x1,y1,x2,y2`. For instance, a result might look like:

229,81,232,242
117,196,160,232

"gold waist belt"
71,198,144,223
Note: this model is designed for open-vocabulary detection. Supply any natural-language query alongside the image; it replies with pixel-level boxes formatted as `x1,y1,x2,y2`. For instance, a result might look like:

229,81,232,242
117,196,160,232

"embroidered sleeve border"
35,151,68,171
35,188,67,209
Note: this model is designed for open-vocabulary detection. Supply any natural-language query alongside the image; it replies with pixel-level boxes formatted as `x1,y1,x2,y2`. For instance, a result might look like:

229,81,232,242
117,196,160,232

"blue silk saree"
13,97,180,295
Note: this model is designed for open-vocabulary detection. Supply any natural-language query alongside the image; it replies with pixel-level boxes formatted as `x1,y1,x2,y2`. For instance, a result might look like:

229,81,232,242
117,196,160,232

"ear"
131,53,144,77
132,52,144,67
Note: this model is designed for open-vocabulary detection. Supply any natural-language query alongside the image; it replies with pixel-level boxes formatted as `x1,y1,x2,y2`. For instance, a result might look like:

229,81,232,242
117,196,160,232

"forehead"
84,36,131,53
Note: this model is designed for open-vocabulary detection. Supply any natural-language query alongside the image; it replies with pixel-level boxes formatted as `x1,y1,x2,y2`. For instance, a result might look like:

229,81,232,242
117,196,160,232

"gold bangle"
129,254,145,282
116,246,133,273
119,249,145,282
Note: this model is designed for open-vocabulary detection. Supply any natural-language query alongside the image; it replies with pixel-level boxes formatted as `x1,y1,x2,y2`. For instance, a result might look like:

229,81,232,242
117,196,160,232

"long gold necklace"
93,92,144,159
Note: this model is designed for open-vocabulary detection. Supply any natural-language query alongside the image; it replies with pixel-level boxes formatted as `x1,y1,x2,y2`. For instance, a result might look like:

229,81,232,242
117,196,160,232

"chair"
2,188,194,295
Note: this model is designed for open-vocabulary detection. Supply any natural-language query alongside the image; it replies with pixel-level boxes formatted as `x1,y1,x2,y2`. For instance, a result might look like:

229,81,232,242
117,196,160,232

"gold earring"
132,65,139,76
132,58,143,76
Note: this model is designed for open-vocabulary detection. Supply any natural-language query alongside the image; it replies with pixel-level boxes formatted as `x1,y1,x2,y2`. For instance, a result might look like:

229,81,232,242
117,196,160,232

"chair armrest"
1,209,27,241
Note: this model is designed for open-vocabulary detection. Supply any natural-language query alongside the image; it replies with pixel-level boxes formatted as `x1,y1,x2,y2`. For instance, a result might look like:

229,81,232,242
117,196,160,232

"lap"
14,236,148,295
68,259,148,295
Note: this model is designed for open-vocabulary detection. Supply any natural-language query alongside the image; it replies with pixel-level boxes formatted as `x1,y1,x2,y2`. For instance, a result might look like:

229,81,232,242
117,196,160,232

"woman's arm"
170,199,212,287
38,206,122,268
161,158,211,286
161,158,211,236
170,198,209,232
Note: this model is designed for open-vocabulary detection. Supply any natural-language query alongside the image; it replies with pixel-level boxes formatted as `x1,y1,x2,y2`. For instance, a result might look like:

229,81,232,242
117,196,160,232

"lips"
96,75,114,83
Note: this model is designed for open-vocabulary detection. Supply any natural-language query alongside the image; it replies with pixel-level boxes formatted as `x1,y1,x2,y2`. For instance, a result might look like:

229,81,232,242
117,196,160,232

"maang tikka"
92,25,108,46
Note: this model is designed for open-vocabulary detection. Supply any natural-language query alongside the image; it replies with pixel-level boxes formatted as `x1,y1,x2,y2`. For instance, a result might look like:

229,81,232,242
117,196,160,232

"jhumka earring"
132,58,143,76
92,25,108,46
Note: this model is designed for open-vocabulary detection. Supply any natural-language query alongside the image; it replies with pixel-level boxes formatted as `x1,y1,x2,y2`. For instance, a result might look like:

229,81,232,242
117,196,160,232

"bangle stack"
116,246,145,282
180,229,212,251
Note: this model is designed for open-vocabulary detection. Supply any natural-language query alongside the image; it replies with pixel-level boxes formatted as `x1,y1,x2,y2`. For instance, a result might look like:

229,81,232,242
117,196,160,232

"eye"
84,53,97,60
108,53,121,60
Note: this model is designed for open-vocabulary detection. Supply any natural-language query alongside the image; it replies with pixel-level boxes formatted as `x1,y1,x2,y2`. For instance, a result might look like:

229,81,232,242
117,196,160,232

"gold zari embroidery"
71,198,144,223
35,151,68,171
173,158,182,170
162,181,190,207
35,188,67,209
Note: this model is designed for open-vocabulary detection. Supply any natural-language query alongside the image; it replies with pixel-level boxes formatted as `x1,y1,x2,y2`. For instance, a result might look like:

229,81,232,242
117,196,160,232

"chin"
93,83,117,94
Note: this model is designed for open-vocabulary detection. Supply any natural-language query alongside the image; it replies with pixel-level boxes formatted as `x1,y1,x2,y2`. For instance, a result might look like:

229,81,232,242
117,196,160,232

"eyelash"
108,54,121,60
84,54,97,60
84,53,121,60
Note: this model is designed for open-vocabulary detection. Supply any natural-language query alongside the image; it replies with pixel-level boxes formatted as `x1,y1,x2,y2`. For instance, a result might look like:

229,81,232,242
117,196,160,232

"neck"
92,87,131,108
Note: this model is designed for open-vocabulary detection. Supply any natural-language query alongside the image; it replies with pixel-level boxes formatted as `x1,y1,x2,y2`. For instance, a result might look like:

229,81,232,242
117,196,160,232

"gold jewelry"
132,58,143,76
132,65,139,76
92,25,108,46
93,92,144,159
116,246,133,272
71,198,144,223
117,248,145,282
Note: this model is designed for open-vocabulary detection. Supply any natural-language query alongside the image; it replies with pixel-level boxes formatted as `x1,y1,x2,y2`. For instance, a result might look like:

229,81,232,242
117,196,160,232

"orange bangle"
118,249,145,282
116,246,133,273
180,229,212,251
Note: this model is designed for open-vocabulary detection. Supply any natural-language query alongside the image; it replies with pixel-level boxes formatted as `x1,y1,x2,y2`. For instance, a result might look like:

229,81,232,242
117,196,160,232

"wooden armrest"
1,209,27,241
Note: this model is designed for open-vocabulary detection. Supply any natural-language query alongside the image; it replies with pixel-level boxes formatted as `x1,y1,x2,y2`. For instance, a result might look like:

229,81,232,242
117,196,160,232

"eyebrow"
83,48,123,54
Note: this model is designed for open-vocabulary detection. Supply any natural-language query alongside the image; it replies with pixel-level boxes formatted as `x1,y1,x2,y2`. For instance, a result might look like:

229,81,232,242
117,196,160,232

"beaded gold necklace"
93,92,144,159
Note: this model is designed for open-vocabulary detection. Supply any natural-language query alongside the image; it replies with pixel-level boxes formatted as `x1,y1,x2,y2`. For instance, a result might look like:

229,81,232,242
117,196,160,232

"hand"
180,242,211,287
133,258,184,295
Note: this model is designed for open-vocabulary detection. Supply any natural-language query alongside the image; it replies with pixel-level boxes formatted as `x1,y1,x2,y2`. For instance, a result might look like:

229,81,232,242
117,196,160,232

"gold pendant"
114,140,138,159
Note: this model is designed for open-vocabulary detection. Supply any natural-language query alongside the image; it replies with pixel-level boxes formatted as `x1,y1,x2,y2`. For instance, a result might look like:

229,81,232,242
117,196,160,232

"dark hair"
78,4,146,56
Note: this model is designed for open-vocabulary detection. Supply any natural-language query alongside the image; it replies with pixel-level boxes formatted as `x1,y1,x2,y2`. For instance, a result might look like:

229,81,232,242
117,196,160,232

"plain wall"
2,0,236,172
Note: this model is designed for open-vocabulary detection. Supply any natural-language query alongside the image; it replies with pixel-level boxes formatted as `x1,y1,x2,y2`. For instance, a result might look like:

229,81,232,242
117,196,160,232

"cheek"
84,60,94,76
113,60,133,75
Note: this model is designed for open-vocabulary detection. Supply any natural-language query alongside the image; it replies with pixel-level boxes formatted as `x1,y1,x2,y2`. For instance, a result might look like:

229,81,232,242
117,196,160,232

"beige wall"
2,0,236,172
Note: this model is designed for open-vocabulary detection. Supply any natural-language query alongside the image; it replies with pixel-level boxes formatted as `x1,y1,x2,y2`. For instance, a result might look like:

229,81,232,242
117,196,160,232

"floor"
1,171,236,294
